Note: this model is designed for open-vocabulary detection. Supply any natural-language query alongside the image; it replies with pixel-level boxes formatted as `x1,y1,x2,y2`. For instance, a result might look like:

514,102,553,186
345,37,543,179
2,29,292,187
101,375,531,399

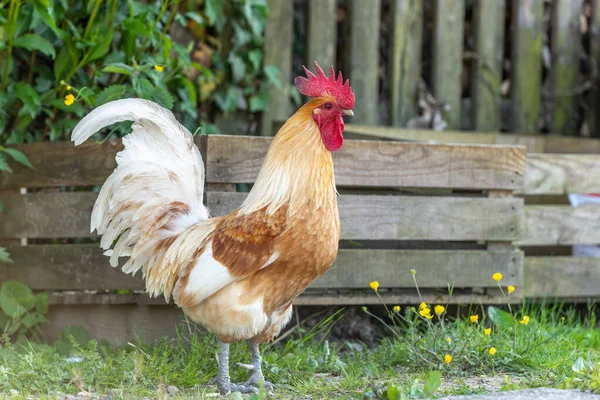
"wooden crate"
0,135,526,341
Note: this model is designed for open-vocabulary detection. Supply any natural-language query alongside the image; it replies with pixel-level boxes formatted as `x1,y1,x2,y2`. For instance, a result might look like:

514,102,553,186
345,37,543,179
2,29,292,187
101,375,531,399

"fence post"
472,0,505,132
589,0,600,137
307,0,337,69
348,0,381,126
510,0,543,133
389,0,423,127
432,0,465,130
260,0,293,136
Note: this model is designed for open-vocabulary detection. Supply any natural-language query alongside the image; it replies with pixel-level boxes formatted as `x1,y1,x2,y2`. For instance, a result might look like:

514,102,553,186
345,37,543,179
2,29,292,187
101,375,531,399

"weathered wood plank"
206,136,526,190
1,192,523,241
510,0,543,133
550,0,582,135
524,154,600,194
260,0,293,136
389,0,423,127
208,192,522,241
4,245,522,290
525,257,600,298
588,0,600,137
307,0,336,70
0,139,123,189
472,0,505,131
521,205,600,245
348,0,381,125
432,0,465,129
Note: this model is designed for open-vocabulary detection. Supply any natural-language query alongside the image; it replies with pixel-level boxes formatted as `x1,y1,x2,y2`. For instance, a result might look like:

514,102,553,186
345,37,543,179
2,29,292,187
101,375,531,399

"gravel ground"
438,388,600,400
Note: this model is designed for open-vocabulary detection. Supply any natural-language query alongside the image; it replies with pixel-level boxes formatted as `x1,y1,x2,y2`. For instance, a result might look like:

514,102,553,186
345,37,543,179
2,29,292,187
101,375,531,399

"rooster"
71,61,355,394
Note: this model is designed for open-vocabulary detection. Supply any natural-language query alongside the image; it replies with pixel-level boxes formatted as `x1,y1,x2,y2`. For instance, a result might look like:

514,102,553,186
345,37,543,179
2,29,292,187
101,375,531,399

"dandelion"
519,315,530,325
507,285,515,294
154,65,165,72
484,328,491,336
445,337,451,343
419,308,433,319
419,302,427,310
489,347,497,356
444,354,452,364
393,305,400,313
369,281,379,291
64,94,75,106
492,272,503,282
470,314,479,323
434,305,445,315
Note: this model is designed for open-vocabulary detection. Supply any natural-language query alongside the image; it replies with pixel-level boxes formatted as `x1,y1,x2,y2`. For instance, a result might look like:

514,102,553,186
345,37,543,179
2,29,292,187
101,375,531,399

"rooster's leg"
216,341,258,394
244,340,274,390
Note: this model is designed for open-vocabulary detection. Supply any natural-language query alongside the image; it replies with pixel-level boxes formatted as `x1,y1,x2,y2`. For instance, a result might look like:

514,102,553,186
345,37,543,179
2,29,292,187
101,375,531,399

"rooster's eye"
323,102,333,110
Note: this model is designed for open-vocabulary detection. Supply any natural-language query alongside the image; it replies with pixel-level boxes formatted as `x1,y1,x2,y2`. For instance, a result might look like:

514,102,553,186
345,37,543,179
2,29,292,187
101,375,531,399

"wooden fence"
262,0,600,137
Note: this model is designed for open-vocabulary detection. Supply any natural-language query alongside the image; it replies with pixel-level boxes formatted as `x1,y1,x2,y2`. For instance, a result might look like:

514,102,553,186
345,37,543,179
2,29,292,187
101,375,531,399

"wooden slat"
510,0,543,133
550,0,582,135
206,136,526,190
207,192,522,241
521,205,600,245
472,0,505,131
432,0,465,129
1,192,523,241
306,0,336,70
0,139,123,189
589,0,600,137
3,245,522,290
260,0,293,136
525,257,600,297
524,154,600,194
389,0,423,127
348,0,380,125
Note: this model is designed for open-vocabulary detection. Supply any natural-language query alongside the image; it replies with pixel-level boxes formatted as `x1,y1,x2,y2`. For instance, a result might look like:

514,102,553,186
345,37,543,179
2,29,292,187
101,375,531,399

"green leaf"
22,313,49,329
151,86,174,109
487,306,514,329
263,65,282,89
33,0,61,36
35,292,48,315
0,201,3,215
228,53,246,82
205,0,223,24
386,383,398,400
248,50,262,73
88,28,114,61
13,34,56,58
423,370,441,396
95,85,127,106
102,63,134,76
14,82,41,119
249,91,270,112
0,281,36,318
0,247,13,263
53,45,72,80
0,153,12,173
2,148,34,170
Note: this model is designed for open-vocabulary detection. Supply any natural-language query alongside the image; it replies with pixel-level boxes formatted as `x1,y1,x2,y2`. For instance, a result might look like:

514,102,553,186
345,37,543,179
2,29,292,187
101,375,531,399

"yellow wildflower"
484,328,491,336
489,347,497,356
64,94,75,106
492,272,503,282
519,315,530,325
369,281,379,291
419,307,433,319
470,314,479,323
66,85,72,91
419,302,427,310
154,64,165,72
434,305,445,315
445,337,451,343
393,305,401,313
507,285,515,294
444,354,452,364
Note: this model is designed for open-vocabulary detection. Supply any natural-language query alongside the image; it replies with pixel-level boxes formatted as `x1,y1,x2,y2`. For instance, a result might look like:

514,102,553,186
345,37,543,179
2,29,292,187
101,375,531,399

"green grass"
1,303,599,399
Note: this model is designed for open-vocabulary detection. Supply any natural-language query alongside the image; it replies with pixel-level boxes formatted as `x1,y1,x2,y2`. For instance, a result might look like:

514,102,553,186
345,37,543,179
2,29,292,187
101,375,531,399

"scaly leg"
215,341,257,394
244,340,274,390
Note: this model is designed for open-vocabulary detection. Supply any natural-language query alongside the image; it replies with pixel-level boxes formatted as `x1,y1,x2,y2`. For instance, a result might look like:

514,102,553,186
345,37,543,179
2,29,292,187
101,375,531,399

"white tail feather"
71,98,209,299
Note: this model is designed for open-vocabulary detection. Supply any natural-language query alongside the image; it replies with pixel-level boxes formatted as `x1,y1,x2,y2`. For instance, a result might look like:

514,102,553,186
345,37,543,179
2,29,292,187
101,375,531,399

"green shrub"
0,281,48,340
0,0,277,144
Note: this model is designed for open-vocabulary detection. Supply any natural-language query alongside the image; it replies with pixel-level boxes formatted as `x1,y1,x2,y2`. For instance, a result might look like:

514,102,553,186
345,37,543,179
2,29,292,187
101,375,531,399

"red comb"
294,61,355,109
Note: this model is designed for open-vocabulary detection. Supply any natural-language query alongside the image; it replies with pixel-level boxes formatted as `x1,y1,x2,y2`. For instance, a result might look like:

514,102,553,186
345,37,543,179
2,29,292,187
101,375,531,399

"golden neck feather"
239,98,337,216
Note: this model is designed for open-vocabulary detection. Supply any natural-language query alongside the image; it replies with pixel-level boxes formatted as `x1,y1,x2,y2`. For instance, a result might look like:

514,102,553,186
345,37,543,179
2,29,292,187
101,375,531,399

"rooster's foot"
217,381,258,395
244,373,274,390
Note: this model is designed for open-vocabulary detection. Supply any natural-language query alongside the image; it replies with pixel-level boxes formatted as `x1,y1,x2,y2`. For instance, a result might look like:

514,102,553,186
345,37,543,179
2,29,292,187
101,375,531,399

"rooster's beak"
342,109,354,116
